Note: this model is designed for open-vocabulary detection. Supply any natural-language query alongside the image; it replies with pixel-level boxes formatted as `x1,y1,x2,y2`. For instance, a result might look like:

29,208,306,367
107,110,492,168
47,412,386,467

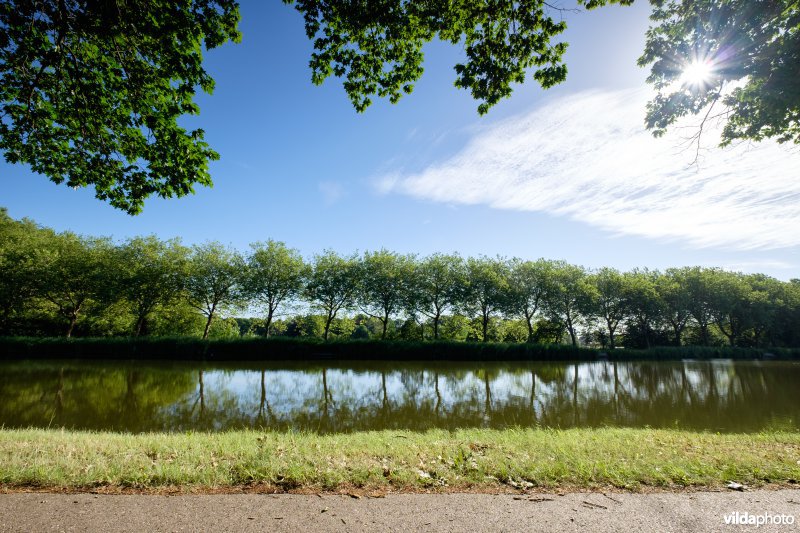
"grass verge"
1,428,798,493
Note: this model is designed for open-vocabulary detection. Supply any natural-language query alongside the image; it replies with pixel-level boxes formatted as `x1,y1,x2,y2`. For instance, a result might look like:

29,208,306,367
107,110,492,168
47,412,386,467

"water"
1,359,798,433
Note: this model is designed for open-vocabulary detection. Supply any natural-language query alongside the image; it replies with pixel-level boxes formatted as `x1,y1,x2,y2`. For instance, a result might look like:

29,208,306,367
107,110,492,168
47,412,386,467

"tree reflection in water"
0,360,798,433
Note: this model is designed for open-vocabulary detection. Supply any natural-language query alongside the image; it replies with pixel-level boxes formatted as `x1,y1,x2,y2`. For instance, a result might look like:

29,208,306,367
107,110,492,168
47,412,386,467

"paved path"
1,490,799,532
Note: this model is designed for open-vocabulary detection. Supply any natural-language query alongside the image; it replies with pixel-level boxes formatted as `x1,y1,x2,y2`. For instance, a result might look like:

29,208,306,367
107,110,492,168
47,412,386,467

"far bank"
1,336,798,362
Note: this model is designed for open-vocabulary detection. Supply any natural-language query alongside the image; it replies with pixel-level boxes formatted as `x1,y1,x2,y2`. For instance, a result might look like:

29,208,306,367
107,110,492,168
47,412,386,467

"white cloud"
318,181,345,206
376,88,800,250
710,260,796,273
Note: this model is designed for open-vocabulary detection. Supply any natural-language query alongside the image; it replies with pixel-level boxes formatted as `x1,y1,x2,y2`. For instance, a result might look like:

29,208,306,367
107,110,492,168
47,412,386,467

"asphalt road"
1,489,799,532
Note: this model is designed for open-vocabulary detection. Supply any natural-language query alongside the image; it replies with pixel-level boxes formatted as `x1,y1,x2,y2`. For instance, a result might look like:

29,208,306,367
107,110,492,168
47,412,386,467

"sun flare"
681,60,713,86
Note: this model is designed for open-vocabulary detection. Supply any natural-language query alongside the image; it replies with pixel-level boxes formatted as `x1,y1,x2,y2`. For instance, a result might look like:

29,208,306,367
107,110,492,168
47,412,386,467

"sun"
681,60,713,87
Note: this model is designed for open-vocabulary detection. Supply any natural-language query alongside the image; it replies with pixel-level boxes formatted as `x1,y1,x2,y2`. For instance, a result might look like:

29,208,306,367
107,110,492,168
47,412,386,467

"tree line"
2,209,798,348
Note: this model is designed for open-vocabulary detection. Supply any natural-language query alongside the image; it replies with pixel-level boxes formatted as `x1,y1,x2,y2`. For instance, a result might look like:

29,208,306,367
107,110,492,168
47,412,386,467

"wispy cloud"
710,260,796,273
376,88,800,250
318,181,345,206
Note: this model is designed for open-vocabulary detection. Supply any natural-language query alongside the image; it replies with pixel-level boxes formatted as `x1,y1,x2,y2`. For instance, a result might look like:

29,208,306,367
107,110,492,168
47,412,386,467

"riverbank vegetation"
1,336,798,361
1,428,798,492
2,209,799,349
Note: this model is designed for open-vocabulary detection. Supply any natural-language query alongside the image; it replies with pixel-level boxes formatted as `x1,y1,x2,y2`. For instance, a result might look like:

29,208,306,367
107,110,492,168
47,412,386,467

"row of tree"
2,209,799,347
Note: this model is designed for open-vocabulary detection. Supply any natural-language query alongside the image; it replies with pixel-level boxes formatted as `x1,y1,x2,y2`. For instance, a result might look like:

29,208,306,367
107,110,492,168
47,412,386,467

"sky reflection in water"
1,360,798,433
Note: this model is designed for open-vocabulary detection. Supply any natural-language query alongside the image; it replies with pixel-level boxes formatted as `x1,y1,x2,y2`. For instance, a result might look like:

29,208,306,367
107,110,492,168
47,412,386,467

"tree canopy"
184,242,245,339
304,250,361,341
114,236,189,336
242,240,308,336
1,1,796,213
0,0,240,214
283,0,633,114
639,0,800,147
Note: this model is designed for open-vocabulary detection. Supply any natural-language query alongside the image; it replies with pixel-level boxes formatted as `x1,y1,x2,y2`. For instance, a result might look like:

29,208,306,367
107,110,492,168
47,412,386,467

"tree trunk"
265,307,275,338
729,317,739,347
484,372,492,423
753,327,764,348
381,371,389,410
613,362,619,416
672,322,682,346
66,311,79,338
381,316,388,339
135,314,146,337
716,319,736,346
573,363,579,425
259,370,266,419
526,312,535,343
198,370,205,418
530,369,535,409
566,317,577,347
707,363,718,407
324,311,335,341
434,372,441,414
606,319,616,349
322,368,330,410
202,313,214,340
482,312,489,342
699,323,709,346
433,312,441,340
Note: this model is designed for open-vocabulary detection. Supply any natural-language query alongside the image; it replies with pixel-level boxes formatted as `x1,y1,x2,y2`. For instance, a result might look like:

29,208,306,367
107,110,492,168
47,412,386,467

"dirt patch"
2,481,796,496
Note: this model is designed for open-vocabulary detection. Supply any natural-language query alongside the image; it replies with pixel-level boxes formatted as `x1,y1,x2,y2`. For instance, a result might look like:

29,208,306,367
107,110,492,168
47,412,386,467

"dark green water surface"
1,359,797,433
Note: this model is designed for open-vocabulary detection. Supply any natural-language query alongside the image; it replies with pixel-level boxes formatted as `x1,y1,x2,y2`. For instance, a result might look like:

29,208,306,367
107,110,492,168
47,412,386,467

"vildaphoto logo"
723,511,795,528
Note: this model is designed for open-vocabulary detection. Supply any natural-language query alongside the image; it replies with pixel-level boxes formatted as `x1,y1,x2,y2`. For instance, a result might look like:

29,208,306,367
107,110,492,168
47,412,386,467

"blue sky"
2,1,798,280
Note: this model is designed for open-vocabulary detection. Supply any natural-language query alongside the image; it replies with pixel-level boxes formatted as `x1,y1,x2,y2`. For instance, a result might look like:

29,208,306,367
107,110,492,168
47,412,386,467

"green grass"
1,336,798,361
1,428,799,492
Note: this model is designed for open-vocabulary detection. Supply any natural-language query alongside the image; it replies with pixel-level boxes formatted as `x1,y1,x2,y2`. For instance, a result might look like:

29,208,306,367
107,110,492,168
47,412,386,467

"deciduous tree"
115,236,189,336
506,258,552,343
185,242,245,339
243,240,307,337
285,0,632,114
639,0,800,147
358,249,414,339
745,274,784,347
409,253,464,340
588,267,628,349
709,270,752,347
37,233,115,337
304,250,360,341
623,269,663,349
461,256,510,342
656,268,692,346
541,261,592,347
0,0,240,213
682,266,718,346
0,208,53,333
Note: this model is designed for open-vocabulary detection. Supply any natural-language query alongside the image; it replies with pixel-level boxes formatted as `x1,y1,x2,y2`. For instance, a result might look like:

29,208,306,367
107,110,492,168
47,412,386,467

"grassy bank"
1,428,799,492
1,336,798,361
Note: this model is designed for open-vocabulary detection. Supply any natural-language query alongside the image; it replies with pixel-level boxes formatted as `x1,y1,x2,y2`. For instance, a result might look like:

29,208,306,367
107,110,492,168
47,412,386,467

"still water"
1,360,798,433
